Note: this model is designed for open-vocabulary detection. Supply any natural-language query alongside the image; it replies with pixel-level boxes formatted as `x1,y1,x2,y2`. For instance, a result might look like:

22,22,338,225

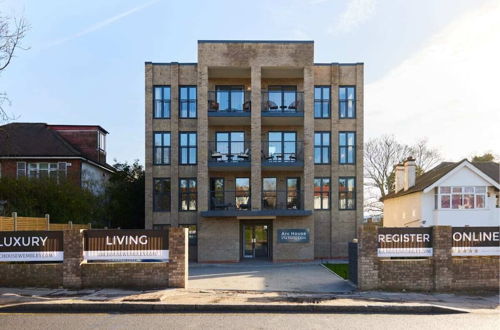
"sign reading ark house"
452,227,500,256
278,229,310,243
0,231,63,262
84,230,169,261
377,227,433,257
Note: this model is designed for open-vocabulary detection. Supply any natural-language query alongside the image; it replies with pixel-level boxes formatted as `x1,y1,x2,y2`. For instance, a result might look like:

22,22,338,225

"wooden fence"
0,213,90,231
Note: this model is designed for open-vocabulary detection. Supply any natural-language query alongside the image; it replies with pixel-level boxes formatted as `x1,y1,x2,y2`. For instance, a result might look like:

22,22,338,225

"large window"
180,132,197,165
287,177,300,210
154,86,171,118
16,162,26,178
215,132,245,162
314,86,330,118
339,86,355,118
153,132,171,165
314,132,331,164
235,177,250,210
22,162,67,181
179,178,197,211
314,178,330,210
339,132,356,164
437,186,486,209
267,131,297,162
216,86,245,112
262,177,277,209
267,86,298,112
180,86,197,118
339,177,356,210
153,178,171,211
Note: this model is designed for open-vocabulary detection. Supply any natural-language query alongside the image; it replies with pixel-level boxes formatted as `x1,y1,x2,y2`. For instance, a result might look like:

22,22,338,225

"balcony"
262,91,304,126
262,190,304,210
208,90,251,126
261,140,304,170
207,140,251,171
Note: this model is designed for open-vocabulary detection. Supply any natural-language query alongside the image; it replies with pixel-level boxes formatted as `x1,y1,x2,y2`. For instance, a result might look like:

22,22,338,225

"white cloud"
43,0,159,49
331,0,376,34
365,1,500,161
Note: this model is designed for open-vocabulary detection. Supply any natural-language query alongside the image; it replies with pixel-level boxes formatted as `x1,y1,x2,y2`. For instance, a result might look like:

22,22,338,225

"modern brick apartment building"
145,41,363,262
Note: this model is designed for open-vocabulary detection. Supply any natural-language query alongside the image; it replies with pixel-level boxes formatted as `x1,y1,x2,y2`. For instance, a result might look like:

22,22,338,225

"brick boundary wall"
0,228,188,289
358,225,499,292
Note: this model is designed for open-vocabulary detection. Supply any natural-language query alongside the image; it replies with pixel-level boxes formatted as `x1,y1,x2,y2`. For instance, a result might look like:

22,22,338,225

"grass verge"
323,263,349,279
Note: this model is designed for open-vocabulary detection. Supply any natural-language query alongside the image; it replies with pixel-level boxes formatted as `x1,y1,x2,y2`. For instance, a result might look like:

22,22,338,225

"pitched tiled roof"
382,159,499,201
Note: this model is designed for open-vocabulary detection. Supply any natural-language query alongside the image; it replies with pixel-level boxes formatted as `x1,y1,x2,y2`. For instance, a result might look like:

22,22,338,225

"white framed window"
98,131,106,152
437,186,487,209
26,162,67,181
17,162,26,178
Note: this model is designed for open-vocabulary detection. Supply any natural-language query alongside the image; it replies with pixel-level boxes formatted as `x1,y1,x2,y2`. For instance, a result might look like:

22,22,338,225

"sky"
1,0,498,164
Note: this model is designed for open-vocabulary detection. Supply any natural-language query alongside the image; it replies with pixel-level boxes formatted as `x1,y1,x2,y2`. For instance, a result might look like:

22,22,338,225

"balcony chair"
287,100,301,112
265,100,279,111
208,100,219,111
243,101,251,112
261,150,273,161
236,148,250,161
211,197,232,210
211,151,223,161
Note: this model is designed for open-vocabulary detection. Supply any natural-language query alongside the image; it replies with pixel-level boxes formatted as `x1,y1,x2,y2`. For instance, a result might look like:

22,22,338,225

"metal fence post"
69,221,73,229
12,212,17,231
45,214,50,230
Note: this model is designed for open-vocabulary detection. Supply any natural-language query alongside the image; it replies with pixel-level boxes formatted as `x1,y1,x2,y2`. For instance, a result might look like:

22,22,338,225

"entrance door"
242,224,270,259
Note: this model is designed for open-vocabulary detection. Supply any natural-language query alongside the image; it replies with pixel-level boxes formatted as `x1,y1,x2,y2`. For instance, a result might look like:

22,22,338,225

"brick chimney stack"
403,156,416,191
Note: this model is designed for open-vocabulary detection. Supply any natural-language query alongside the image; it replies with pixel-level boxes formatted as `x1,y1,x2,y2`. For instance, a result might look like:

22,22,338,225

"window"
210,178,225,210
437,186,487,209
98,131,106,152
287,177,300,210
180,132,197,165
17,162,26,178
153,178,171,211
154,86,171,118
267,132,297,162
180,86,197,118
339,132,356,164
153,132,171,165
179,224,197,246
215,132,245,162
314,178,330,210
314,86,330,118
262,177,277,209
216,86,245,112
235,177,250,210
314,132,331,164
179,178,197,211
339,86,355,118
339,177,356,210
267,86,298,112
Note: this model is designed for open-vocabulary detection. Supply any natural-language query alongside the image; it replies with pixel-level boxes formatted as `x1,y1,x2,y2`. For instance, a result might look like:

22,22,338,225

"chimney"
394,163,405,193
403,156,416,191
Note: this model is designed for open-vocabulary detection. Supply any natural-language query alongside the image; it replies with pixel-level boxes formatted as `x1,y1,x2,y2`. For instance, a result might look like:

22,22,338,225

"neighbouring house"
382,157,499,227
0,122,115,194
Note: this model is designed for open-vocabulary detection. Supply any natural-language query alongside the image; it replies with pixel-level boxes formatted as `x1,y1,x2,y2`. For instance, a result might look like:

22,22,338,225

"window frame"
339,131,356,164
179,85,197,119
153,85,171,119
314,177,331,210
153,178,171,212
436,186,487,210
16,162,26,178
314,85,331,118
314,131,331,164
339,177,356,210
153,132,171,165
179,178,197,211
179,132,197,165
339,86,356,119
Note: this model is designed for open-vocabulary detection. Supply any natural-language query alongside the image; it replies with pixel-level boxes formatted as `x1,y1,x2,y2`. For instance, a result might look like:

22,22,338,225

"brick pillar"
168,227,188,288
357,224,379,290
432,226,452,291
63,230,84,289
250,65,262,210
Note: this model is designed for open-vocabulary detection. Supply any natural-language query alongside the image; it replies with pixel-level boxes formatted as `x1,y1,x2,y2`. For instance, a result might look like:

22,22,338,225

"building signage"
377,228,433,257
84,230,169,261
451,227,500,256
278,229,309,243
0,231,63,262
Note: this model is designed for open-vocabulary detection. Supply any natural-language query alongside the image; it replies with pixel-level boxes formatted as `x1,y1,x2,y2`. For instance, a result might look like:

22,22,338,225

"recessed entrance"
241,222,272,260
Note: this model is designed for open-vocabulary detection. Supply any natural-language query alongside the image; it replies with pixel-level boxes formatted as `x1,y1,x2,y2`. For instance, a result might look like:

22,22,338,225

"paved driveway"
188,262,355,293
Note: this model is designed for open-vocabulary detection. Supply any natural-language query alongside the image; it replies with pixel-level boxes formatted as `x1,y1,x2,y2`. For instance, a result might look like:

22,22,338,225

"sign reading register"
278,229,309,243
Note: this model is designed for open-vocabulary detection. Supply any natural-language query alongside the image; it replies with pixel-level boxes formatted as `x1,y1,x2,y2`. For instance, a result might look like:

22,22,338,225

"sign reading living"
84,229,169,261
377,228,433,257
0,231,63,262
452,227,499,256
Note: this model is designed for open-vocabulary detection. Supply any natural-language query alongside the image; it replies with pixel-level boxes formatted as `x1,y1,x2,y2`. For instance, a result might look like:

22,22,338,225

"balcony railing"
262,91,304,113
262,190,304,210
208,91,251,113
208,141,251,164
209,190,251,211
261,140,303,163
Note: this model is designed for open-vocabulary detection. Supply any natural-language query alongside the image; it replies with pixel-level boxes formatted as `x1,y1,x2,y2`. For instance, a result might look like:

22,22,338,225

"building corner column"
251,66,262,210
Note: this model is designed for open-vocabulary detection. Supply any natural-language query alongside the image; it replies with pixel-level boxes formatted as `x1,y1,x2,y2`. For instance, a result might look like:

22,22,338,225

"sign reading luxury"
452,226,500,256
0,231,63,262
277,229,309,243
377,227,433,257
84,229,169,261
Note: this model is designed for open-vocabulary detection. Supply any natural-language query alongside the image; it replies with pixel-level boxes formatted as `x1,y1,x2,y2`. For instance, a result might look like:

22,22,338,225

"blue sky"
1,0,498,164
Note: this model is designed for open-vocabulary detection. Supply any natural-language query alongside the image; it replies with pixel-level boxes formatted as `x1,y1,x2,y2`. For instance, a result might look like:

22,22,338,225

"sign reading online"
84,230,169,261
278,229,309,243
377,228,432,257
452,227,500,256
0,231,63,262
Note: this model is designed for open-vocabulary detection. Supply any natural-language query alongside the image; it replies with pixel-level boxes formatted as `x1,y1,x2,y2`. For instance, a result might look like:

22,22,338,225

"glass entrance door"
242,224,270,259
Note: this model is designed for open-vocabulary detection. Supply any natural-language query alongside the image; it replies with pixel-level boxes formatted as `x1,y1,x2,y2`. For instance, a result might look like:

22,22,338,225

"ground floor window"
179,224,197,246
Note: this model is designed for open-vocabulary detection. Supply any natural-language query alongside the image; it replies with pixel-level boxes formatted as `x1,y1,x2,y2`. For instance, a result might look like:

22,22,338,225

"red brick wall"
53,129,104,163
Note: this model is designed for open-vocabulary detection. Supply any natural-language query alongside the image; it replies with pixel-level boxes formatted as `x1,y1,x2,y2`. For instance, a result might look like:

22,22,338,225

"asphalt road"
0,313,499,330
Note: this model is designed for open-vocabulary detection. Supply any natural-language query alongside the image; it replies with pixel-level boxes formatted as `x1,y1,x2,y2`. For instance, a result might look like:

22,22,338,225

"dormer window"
98,131,106,152
437,186,486,209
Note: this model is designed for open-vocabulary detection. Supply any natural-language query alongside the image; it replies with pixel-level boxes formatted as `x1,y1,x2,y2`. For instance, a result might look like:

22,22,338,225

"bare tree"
0,14,30,122
364,135,442,215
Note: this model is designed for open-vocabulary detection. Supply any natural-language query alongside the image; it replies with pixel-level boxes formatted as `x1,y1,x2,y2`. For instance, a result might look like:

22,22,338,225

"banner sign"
451,227,500,256
84,230,169,261
0,231,63,262
377,227,433,257
278,229,309,243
